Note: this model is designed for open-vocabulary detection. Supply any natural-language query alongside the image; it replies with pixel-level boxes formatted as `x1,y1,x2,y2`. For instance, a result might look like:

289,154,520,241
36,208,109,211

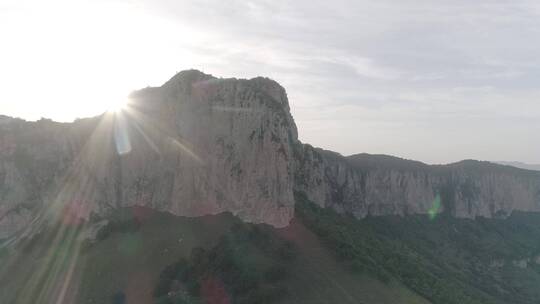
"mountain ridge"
1,70,540,240
495,161,540,172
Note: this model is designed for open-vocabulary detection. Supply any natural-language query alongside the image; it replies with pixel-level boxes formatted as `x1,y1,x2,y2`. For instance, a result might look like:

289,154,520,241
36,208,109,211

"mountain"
297,150,540,219
495,161,540,171
1,70,540,241
0,70,298,239
3,70,540,304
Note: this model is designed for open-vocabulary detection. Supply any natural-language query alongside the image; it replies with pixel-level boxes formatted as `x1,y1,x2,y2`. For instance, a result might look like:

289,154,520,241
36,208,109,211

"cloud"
1,0,539,163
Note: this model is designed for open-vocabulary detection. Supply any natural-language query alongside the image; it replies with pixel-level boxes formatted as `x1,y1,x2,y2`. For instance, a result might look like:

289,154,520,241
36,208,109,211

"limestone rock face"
0,70,298,239
2,70,540,240
295,148,540,218
117,71,298,227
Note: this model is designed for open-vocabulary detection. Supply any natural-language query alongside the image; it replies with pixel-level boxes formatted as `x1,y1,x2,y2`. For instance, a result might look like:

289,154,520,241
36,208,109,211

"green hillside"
0,207,428,304
5,196,540,304
295,192,540,304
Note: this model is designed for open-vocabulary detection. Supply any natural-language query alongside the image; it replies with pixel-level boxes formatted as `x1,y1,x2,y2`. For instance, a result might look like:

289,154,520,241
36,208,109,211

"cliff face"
1,70,540,240
295,146,540,219
293,146,436,217
0,70,298,238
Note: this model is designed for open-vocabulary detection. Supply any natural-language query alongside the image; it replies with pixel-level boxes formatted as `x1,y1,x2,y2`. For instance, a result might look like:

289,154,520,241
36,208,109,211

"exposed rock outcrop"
0,70,298,238
1,70,540,240
295,147,540,218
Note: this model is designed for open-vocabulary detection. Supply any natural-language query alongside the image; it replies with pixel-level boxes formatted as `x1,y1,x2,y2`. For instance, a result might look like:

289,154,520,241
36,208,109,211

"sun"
107,98,129,113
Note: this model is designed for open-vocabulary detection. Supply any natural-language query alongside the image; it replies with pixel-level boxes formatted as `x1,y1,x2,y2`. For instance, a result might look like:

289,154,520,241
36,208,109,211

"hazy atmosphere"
1,0,539,164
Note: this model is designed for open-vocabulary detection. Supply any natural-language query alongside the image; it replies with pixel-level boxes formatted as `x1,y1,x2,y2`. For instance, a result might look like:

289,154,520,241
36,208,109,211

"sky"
1,0,539,164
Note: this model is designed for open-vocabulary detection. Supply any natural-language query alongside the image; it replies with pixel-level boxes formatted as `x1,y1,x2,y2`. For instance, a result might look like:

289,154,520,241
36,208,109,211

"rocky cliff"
0,70,298,238
295,146,540,219
1,70,540,240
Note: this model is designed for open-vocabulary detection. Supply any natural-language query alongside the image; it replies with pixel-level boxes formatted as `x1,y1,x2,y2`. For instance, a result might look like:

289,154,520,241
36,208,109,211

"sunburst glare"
107,98,129,113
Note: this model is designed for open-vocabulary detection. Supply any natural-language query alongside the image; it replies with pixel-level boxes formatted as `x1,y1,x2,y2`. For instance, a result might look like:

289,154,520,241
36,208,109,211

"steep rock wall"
295,145,540,219
0,70,299,238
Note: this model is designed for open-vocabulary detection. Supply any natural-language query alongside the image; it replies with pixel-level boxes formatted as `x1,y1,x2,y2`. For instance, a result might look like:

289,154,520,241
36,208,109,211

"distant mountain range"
495,161,540,171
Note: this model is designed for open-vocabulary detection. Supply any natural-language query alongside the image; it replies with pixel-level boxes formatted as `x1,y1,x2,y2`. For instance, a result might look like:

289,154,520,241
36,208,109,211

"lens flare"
0,90,208,303
428,194,441,220
114,112,132,155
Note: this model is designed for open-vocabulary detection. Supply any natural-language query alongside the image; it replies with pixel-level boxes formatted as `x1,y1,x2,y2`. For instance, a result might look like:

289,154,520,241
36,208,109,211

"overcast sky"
1,0,539,164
